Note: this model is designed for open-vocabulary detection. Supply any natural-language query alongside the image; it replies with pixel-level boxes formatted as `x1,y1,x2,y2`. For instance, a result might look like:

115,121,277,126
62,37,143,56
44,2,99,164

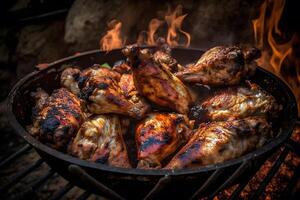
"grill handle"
68,164,126,200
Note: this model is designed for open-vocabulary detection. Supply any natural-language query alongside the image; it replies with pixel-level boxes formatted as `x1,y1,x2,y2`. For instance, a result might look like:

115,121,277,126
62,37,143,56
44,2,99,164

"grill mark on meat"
178,142,201,161
140,136,169,152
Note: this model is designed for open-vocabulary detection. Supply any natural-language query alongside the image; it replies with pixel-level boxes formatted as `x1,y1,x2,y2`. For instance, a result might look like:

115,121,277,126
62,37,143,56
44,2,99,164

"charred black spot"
132,56,141,69
95,154,109,164
140,137,165,152
227,62,243,75
189,105,209,123
81,86,95,100
98,82,109,90
162,133,172,144
77,76,88,89
73,72,80,81
174,116,184,125
41,117,60,134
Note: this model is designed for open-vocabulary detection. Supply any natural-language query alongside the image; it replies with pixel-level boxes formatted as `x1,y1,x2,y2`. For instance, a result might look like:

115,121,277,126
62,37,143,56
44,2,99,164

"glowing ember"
252,0,300,112
100,19,124,51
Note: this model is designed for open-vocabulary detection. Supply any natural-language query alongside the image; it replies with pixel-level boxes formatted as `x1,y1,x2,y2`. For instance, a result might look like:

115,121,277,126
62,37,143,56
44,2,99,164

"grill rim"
6,47,298,176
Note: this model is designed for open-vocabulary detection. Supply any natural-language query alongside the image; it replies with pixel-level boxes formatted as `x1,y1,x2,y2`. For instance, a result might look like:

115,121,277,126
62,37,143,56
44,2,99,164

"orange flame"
252,0,300,111
100,20,124,51
137,5,191,47
165,5,190,47
147,18,164,45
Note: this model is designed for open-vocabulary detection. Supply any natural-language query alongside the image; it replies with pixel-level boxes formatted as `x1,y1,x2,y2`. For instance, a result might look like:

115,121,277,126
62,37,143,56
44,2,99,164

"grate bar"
6,170,55,200
281,163,300,199
249,147,289,200
49,183,74,200
0,158,43,193
208,161,250,199
68,164,125,200
285,139,300,156
77,191,91,200
31,170,55,190
190,168,224,200
228,159,267,200
143,175,171,200
0,144,32,169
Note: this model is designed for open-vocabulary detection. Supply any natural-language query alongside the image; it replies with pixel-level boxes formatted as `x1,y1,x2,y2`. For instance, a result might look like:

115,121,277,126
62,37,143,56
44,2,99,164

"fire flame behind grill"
99,2,299,112
100,5,191,51
252,0,300,112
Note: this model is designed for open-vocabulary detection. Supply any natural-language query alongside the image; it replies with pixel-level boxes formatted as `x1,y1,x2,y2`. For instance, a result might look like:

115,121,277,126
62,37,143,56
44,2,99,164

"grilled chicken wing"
118,72,150,116
136,113,193,168
61,67,81,96
69,115,131,168
190,81,281,121
61,65,149,118
123,45,192,114
28,88,85,150
153,38,184,73
175,46,260,85
165,117,271,169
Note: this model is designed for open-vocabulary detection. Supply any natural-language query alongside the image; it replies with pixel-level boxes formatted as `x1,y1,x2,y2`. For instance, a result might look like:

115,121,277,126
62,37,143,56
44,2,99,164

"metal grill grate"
1,131,299,200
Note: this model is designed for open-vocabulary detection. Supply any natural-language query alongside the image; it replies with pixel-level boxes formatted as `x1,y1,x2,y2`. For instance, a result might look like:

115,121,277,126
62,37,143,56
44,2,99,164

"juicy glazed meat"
118,72,151,115
175,46,261,85
136,113,193,168
153,38,184,73
191,81,281,121
61,65,149,119
28,88,84,150
61,67,81,96
122,45,192,114
165,117,271,169
69,115,131,168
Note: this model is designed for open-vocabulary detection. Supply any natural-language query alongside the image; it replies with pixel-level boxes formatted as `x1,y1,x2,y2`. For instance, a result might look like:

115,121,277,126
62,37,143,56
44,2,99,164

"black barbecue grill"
1,129,299,199
3,48,299,200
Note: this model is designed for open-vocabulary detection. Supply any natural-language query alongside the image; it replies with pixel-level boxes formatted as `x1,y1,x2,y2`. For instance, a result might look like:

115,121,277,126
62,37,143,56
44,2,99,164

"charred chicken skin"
61,65,149,118
118,72,151,116
61,67,81,96
122,45,192,114
153,38,184,73
165,117,271,169
136,113,193,168
69,115,131,168
175,46,261,85
28,88,85,150
191,81,281,121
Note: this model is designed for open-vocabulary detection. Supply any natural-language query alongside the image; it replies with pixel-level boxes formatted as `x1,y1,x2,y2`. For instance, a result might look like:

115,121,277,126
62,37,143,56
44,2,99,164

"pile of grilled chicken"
28,40,281,169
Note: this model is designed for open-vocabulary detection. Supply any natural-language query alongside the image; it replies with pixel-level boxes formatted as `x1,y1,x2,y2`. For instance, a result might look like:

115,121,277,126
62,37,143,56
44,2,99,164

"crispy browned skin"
118,73,150,117
191,81,281,121
69,115,131,168
123,45,192,114
165,117,271,169
175,46,260,85
61,65,149,119
112,62,131,74
28,88,84,150
153,38,184,73
61,67,81,96
136,113,193,168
